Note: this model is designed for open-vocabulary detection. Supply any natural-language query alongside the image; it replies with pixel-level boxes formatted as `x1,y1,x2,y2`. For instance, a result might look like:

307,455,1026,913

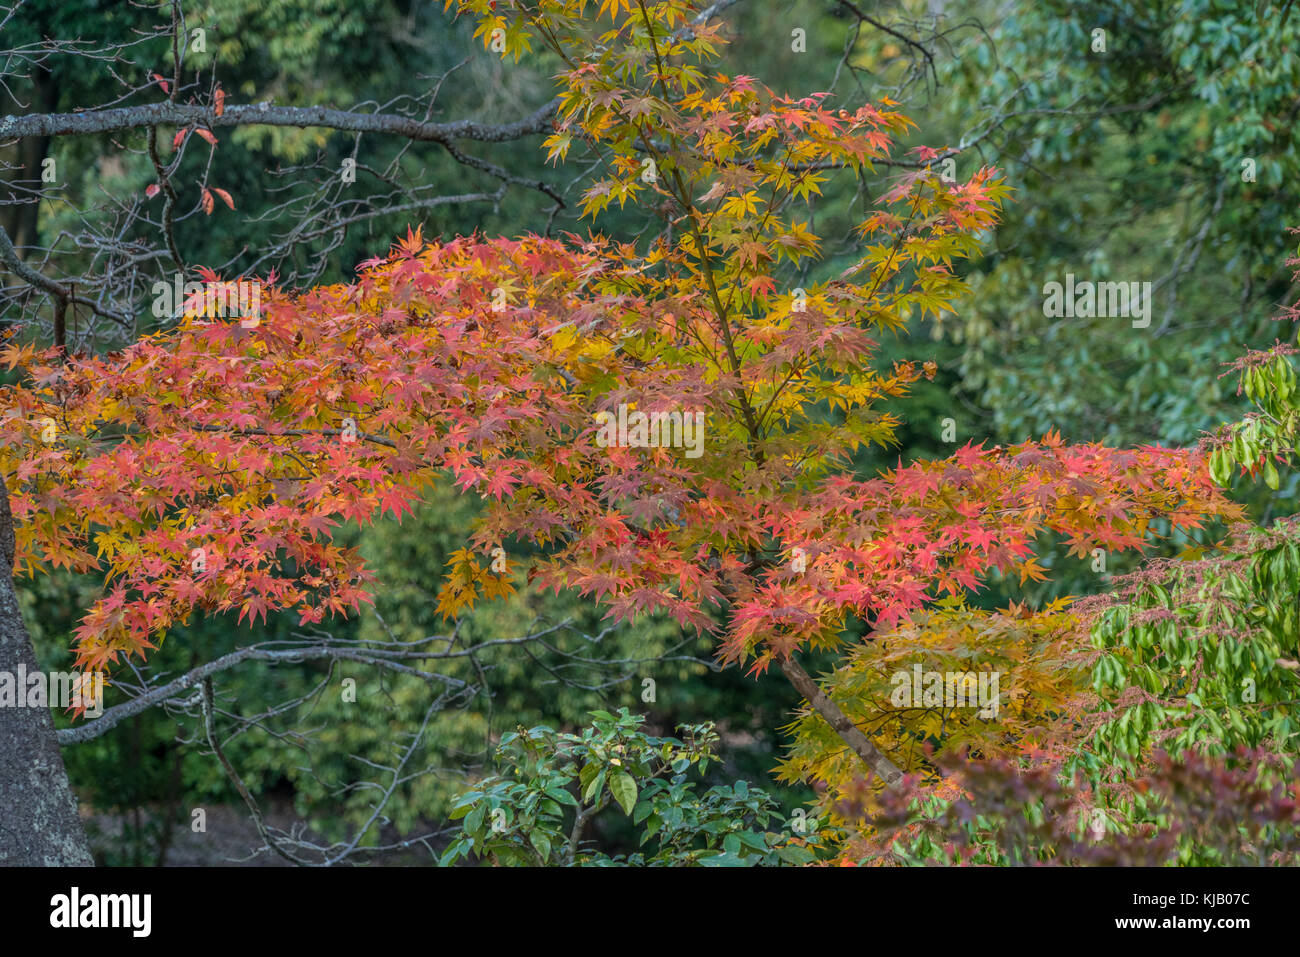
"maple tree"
0,0,1241,859
842,244,1300,866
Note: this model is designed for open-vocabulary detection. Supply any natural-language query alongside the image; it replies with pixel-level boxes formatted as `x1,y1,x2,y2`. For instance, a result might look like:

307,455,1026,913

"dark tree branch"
56,643,471,745
835,0,938,89
200,675,313,866
0,97,562,145
0,221,132,331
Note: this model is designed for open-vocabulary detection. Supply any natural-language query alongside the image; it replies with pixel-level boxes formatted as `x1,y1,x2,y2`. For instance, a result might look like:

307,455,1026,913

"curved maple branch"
55,617,657,746
146,124,184,272
779,655,903,786
0,222,63,301
440,140,566,207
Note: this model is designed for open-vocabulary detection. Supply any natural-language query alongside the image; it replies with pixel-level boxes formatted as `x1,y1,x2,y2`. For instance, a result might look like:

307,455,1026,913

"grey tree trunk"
0,476,93,865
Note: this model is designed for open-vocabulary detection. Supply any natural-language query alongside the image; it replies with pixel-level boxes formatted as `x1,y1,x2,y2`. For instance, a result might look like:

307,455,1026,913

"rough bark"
1,97,560,145
0,475,93,865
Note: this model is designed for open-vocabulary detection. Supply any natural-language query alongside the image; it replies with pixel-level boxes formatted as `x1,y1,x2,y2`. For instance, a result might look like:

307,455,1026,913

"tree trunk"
0,476,93,865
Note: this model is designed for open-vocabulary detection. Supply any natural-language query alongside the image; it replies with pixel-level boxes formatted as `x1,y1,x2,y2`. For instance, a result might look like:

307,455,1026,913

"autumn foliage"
0,0,1243,857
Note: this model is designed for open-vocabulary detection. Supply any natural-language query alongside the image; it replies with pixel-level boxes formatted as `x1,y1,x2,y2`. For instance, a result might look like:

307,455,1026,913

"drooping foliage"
0,0,1242,858
849,246,1300,866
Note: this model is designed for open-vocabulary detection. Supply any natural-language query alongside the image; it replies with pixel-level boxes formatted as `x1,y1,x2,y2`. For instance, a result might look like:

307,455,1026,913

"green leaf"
775,844,816,865
546,786,579,806
610,771,638,815
439,838,468,867
529,830,552,862
698,850,746,867
583,768,607,803
448,791,482,820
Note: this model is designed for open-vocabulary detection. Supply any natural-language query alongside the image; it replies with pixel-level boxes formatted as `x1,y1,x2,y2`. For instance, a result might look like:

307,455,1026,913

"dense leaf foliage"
0,0,1259,863
443,708,817,865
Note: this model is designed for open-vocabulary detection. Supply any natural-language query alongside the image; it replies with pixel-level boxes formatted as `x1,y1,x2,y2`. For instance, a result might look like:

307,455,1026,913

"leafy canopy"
0,1,1237,833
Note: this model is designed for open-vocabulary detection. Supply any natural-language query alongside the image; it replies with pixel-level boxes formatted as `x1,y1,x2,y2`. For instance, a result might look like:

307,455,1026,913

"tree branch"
184,422,401,449
779,655,903,786
0,222,132,331
56,643,471,745
0,97,561,144
201,675,314,866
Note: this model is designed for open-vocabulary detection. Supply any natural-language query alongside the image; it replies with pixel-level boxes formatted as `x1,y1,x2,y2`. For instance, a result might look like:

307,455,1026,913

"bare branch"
56,641,471,745
0,97,561,145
